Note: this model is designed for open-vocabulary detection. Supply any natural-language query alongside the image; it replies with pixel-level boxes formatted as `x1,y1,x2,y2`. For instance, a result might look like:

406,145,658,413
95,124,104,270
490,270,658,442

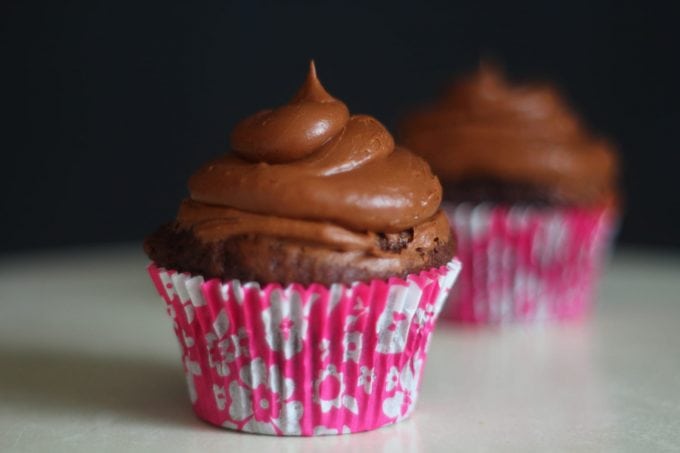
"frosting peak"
442,63,580,132
291,60,337,103
230,61,350,164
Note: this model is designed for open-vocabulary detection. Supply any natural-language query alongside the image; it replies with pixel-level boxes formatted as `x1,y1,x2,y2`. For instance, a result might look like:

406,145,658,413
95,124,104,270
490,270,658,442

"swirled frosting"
178,62,447,254
399,63,619,205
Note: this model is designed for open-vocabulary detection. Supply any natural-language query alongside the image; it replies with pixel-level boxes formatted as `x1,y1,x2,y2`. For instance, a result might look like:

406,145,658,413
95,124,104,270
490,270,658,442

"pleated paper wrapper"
148,259,461,436
441,202,615,324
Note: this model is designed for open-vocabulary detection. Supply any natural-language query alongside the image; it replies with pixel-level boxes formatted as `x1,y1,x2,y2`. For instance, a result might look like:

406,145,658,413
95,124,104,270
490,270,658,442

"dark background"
2,1,679,253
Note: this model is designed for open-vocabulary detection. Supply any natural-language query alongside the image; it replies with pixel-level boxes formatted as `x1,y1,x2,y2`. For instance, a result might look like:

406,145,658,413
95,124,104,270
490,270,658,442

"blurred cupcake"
144,62,461,435
399,63,619,324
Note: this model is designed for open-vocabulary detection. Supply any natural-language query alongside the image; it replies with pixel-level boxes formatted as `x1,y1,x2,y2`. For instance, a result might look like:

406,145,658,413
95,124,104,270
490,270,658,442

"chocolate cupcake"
399,63,619,324
145,62,461,435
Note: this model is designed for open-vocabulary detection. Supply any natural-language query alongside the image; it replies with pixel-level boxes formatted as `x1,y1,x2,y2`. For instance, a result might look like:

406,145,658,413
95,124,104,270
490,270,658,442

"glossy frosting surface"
180,62,448,254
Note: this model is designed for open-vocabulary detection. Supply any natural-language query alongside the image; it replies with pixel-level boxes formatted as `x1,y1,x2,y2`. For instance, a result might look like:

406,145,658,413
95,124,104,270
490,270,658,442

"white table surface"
1,245,679,452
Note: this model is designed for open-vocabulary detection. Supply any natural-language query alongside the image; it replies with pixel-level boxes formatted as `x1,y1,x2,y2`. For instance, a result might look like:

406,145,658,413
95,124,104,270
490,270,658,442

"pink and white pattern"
442,203,615,323
148,259,461,436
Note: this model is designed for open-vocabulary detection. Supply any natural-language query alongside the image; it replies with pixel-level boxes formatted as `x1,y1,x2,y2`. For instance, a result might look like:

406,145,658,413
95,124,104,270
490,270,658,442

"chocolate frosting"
179,62,447,255
399,63,619,205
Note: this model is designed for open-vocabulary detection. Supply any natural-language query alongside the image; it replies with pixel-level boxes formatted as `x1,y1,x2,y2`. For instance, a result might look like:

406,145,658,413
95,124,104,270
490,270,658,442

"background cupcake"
144,62,461,435
399,63,619,324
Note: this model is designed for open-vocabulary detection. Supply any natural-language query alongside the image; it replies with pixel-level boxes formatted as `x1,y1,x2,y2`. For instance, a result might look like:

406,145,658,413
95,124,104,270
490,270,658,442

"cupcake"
399,63,619,324
144,62,461,435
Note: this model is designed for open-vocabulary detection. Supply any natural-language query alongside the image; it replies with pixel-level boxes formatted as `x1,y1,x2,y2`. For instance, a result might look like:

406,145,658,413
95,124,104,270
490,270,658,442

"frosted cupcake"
399,64,619,324
144,62,461,435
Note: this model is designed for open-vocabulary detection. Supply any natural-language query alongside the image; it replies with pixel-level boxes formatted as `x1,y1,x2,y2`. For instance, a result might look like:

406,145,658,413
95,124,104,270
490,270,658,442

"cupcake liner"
148,259,461,436
441,202,615,324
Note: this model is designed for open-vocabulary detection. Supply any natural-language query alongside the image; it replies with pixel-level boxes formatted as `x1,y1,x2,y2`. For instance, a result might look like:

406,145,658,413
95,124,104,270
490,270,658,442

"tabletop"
1,246,679,452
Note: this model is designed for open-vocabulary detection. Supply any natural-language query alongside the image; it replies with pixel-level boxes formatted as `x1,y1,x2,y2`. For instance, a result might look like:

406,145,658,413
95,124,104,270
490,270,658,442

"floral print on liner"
441,203,615,323
149,259,461,436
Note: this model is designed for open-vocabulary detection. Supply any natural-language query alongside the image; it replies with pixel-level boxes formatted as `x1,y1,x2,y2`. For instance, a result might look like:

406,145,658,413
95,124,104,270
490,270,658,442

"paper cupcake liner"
148,259,461,436
441,202,615,324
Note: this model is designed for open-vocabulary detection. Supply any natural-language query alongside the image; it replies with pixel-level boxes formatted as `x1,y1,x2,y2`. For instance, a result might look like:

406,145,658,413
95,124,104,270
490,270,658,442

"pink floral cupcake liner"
148,259,461,436
441,203,615,324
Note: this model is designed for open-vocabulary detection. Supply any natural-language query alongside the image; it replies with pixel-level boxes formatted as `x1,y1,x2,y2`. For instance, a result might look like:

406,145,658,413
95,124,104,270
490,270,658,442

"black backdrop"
2,1,679,252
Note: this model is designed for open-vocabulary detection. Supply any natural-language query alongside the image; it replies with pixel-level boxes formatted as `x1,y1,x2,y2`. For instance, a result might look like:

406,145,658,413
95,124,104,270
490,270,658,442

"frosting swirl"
230,66,350,163
180,62,445,251
399,63,619,205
